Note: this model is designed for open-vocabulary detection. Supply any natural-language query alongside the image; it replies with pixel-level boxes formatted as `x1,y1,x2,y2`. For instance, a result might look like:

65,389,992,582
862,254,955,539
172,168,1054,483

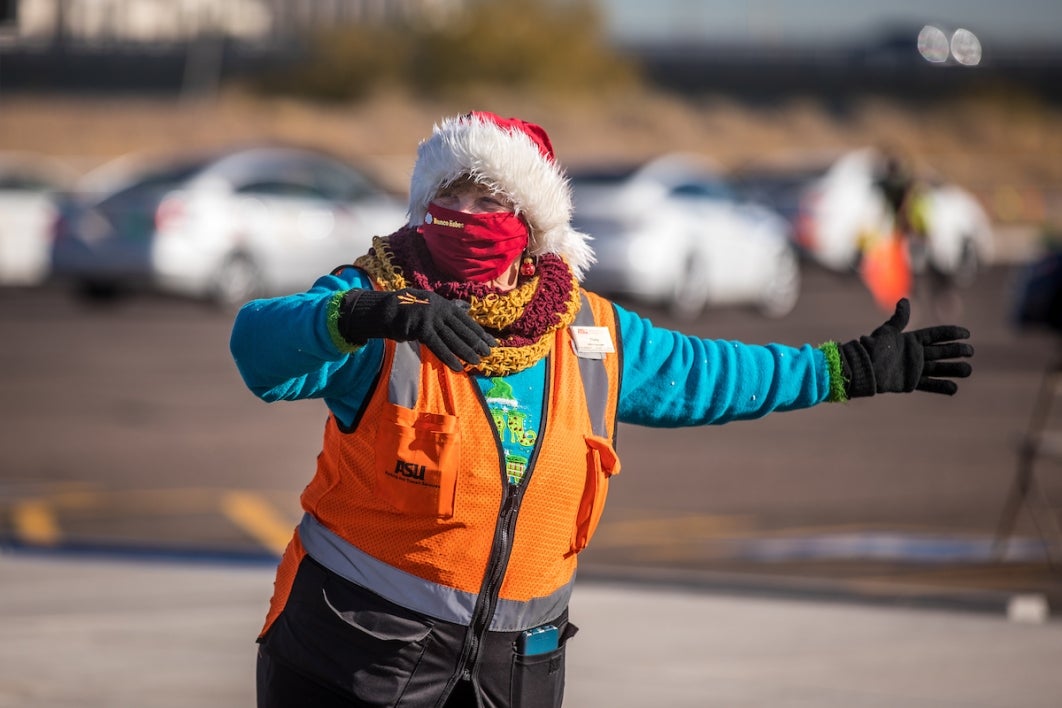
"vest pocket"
374,402,460,518
570,434,621,554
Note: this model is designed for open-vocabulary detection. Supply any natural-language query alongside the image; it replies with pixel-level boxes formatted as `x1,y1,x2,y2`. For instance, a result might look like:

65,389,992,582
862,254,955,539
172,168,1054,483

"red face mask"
420,203,529,282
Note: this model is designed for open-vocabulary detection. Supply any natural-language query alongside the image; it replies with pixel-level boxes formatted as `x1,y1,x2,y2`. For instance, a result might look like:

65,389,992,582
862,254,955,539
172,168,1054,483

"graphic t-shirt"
475,361,546,485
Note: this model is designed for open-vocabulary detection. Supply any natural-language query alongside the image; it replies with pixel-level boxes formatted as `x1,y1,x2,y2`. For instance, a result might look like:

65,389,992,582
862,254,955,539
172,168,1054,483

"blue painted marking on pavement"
731,533,1048,563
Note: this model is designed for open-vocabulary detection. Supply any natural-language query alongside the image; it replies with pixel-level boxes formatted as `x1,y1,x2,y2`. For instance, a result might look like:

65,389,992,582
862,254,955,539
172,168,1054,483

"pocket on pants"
508,621,578,708
510,648,566,708
261,558,435,707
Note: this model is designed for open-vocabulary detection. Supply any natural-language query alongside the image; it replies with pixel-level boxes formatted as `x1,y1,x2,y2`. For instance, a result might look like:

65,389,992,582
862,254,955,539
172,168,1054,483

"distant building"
2,0,463,46
1,0,1056,99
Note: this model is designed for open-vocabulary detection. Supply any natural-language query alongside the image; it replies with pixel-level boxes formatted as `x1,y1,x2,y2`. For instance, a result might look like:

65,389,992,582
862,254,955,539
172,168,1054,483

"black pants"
256,556,574,708
257,648,479,707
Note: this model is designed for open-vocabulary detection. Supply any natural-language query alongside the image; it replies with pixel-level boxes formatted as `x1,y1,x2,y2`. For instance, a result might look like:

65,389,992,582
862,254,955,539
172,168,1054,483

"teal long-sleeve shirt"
229,268,838,431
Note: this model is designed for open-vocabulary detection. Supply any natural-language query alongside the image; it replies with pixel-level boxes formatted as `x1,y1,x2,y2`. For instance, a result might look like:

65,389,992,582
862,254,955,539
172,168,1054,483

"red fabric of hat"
467,111,556,163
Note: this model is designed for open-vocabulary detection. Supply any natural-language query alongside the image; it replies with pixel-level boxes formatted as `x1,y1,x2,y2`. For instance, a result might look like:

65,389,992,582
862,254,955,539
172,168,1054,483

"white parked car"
51,144,408,306
734,147,994,286
0,153,75,286
570,153,800,319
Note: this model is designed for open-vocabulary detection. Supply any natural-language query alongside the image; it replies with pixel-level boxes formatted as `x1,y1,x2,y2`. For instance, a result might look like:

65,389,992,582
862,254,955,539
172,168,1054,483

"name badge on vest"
570,325,615,360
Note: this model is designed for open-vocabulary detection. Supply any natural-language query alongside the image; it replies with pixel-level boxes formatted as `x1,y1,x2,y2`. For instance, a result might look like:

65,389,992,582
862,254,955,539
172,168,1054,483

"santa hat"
407,111,595,280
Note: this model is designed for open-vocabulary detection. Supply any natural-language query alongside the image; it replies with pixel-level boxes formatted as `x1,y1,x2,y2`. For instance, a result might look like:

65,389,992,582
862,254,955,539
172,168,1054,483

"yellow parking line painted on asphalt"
591,514,756,547
13,500,61,546
221,492,295,556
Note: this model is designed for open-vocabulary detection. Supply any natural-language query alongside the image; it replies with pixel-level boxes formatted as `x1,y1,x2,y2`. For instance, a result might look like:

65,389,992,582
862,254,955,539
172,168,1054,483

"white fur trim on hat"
407,112,595,280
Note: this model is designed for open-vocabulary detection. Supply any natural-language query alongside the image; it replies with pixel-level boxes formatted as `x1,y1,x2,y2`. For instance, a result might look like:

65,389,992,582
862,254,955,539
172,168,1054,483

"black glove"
838,298,973,397
337,288,496,372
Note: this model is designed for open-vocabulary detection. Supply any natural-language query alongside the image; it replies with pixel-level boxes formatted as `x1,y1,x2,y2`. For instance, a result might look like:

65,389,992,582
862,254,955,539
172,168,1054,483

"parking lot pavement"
4,551,1062,708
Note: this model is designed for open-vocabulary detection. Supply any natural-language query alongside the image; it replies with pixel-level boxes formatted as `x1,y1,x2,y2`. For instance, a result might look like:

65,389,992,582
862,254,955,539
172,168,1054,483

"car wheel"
75,280,122,303
759,247,801,318
669,255,711,320
211,254,262,308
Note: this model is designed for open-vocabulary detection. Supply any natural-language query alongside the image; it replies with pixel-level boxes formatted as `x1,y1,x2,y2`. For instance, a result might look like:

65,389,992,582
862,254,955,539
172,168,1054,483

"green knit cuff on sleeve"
818,341,848,403
327,289,364,354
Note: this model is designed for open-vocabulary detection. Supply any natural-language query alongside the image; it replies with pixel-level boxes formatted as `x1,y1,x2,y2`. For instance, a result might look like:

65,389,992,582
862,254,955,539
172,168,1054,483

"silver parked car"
51,144,408,306
0,152,75,286
571,153,801,319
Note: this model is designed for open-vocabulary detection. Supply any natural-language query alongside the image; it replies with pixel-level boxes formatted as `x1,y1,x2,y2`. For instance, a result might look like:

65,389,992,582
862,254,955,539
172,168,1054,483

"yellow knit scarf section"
354,236,582,376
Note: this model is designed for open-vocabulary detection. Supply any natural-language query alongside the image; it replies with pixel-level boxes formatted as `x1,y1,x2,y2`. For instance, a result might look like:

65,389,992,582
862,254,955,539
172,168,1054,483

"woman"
230,111,973,708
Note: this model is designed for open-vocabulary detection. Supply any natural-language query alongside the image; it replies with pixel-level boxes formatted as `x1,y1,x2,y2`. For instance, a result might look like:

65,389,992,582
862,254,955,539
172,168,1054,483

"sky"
601,0,1062,50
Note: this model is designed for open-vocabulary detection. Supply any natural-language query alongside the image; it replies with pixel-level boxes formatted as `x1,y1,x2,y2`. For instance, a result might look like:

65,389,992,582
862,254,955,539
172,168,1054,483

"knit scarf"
354,227,582,376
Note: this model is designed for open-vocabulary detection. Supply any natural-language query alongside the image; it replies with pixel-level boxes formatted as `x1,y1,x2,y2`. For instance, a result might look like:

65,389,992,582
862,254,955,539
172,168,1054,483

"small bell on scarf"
520,255,537,277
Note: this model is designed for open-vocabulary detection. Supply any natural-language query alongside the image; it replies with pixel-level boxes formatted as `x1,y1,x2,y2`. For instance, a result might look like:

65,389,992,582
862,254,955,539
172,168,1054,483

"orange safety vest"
262,291,622,635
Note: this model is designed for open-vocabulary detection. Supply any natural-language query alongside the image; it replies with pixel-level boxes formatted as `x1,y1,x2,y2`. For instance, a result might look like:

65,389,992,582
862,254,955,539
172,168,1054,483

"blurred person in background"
871,150,961,320
230,111,974,708
875,152,926,246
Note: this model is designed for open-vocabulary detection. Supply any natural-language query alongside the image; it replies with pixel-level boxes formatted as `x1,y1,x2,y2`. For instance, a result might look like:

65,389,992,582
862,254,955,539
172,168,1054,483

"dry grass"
2,86,1059,225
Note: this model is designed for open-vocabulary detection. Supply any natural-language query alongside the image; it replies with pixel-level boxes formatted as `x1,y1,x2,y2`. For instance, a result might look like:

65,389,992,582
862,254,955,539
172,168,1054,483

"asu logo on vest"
381,456,455,517
388,458,441,488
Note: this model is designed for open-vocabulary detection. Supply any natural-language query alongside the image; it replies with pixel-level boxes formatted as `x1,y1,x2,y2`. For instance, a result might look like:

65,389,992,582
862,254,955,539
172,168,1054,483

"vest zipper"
438,496,522,705
448,363,551,695
436,363,553,707
458,483,523,682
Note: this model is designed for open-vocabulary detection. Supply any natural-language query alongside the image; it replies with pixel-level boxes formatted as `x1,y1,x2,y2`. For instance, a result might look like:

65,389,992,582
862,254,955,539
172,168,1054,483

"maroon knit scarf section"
386,227,575,346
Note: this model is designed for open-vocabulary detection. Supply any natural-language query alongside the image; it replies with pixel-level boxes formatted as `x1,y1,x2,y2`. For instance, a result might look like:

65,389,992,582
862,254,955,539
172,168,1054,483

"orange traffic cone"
860,233,912,313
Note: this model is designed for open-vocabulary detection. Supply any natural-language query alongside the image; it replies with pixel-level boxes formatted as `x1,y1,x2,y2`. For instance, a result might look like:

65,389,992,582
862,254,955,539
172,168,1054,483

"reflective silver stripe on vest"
388,340,421,407
299,513,574,632
574,293,609,438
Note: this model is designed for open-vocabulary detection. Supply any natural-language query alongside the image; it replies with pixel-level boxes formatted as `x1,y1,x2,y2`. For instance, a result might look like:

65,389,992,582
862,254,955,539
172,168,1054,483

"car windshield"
570,165,641,213
731,167,822,194
0,172,58,191
99,160,204,207
216,151,382,203
569,165,640,188
729,166,829,210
